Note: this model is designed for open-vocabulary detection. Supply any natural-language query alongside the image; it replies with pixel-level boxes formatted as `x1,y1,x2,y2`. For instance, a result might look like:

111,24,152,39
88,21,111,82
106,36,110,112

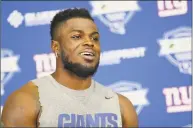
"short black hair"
50,8,94,40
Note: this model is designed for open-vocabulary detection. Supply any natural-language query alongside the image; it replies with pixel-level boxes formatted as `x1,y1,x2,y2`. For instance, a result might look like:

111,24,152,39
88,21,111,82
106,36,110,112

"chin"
81,64,96,69
80,59,96,65
85,60,99,65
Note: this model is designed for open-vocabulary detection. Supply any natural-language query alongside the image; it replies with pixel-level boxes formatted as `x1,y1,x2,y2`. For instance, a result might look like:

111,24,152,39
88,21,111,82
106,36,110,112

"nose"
83,38,94,47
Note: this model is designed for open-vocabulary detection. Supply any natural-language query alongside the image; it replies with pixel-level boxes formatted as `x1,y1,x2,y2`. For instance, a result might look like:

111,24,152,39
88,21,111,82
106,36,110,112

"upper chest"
38,91,121,127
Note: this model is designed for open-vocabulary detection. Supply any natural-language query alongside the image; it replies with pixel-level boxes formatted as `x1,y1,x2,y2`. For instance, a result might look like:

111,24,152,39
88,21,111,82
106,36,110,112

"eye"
71,35,81,39
91,36,99,41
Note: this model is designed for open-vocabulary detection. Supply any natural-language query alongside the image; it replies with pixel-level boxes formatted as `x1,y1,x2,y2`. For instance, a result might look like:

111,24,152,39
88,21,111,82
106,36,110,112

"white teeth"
81,52,94,56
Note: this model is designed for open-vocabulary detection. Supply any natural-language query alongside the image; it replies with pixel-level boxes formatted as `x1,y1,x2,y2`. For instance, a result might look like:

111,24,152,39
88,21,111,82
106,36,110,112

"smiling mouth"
80,52,96,61
80,52,95,56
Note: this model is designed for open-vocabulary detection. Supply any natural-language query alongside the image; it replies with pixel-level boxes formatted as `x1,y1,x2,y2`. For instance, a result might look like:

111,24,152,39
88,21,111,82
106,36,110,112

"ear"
51,40,60,54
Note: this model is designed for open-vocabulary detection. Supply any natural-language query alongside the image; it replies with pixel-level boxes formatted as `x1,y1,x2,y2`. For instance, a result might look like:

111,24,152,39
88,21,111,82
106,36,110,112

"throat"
51,72,92,90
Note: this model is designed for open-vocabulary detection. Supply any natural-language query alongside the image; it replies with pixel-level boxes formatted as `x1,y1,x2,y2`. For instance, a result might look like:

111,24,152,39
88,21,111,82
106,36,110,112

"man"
1,8,138,127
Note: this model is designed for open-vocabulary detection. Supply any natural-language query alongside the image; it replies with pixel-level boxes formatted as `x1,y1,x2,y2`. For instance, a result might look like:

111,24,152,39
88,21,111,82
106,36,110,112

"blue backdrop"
1,1,192,127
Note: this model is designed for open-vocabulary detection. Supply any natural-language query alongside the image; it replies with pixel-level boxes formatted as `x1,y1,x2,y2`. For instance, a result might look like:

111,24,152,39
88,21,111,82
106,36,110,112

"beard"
60,49,99,79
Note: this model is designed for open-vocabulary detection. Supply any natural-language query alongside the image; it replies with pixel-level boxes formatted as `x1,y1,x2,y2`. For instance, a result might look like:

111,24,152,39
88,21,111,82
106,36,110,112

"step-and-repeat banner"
1,1,192,127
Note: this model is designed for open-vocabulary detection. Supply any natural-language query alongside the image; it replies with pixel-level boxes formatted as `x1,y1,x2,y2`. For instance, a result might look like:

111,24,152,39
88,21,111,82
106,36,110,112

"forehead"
61,18,98,34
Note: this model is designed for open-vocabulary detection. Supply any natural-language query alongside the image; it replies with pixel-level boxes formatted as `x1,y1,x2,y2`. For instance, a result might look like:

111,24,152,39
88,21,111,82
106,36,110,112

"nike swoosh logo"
105,96,113,99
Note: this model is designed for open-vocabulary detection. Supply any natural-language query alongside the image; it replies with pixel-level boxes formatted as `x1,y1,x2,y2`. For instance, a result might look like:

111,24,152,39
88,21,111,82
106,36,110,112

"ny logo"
157,0,188,17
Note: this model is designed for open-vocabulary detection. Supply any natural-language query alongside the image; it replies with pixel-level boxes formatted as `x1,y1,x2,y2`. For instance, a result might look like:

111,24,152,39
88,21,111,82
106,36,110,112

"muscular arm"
1,82,40,127
118,94,138,127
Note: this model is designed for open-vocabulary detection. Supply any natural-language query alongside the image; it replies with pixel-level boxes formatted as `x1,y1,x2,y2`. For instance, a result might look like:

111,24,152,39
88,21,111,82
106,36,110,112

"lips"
79,49,96,61
80,49,95,56
80,52,94,56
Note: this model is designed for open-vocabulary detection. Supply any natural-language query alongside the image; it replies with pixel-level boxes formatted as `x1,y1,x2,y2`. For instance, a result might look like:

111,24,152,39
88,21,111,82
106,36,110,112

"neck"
51,66,92,90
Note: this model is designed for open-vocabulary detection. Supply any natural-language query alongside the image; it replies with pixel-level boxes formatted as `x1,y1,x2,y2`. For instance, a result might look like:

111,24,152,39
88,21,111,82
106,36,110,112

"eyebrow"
70,29,99,36
91,32,99,36
70,29,83,33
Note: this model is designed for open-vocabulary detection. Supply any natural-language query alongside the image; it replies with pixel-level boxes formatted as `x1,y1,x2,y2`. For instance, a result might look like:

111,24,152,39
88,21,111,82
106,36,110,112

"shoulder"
117,93,132,105
2,80,40,115
6,75,52,104
117,93,138,127
117,93,134,111
4,80,39,104
94,80,138,126
1,81,40,126
31,75,49,86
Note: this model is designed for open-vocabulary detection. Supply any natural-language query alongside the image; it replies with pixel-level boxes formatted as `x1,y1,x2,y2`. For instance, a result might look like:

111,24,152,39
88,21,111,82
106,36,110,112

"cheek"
95,45,101,56
95,42,101,50
66,51,78,60
61,43,77,56
66,49,81,62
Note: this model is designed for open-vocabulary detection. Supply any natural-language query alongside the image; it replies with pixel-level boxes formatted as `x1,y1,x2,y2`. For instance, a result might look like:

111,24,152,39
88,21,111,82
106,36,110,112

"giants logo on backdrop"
1,48,20,96
7,9,62,28
33,53,56,78
33,47,146,78
157,0,188,17
163,85,191,113
107,81,149,114
158,27,191,75
90,1,141,35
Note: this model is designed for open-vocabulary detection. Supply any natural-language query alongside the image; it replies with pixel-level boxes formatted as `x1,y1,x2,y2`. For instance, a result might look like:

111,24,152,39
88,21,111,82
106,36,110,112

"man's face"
56,18,101,78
